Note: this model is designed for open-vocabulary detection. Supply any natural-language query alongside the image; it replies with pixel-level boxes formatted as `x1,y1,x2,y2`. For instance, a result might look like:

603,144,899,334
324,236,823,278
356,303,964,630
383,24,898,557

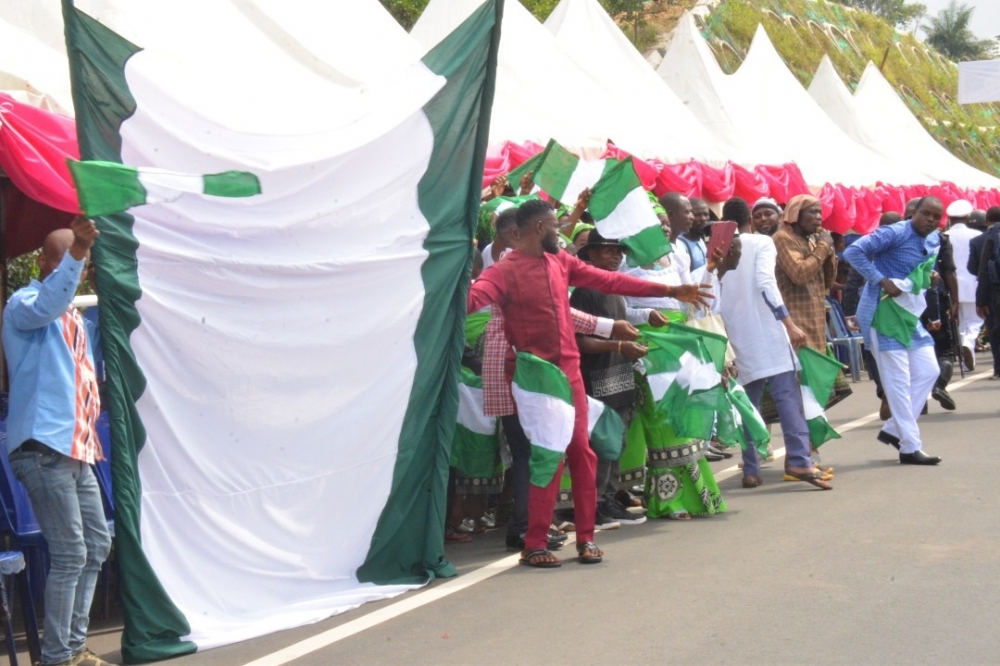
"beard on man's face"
542,233,561,254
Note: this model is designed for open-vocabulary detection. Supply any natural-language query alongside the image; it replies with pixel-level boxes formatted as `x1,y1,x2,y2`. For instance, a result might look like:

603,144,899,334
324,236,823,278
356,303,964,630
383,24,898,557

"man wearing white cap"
946,199,983,370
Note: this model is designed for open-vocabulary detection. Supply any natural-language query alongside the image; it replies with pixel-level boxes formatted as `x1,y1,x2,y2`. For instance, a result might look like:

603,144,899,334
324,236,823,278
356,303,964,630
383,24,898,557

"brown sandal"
785,467,833,490
576,541,603,564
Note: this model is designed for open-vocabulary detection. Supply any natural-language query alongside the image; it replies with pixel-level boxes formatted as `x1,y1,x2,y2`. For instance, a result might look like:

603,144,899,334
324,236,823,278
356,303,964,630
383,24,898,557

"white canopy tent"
809,57,1000,190
656,12,756,164
412,0,656,156
0,0,428,116
658,14,933,189
543,0,733,165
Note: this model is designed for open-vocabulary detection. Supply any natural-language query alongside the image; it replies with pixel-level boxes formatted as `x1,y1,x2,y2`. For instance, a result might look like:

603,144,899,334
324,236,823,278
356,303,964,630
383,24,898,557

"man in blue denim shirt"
844,197,944,466
4,216,112,666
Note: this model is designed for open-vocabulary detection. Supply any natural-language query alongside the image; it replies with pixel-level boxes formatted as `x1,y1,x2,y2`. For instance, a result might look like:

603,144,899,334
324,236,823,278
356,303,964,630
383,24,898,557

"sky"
918,0,1000,41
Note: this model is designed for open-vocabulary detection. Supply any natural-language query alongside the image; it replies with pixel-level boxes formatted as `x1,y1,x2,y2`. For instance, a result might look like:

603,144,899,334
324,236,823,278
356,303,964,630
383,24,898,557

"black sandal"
519,549,561,568
576,541,603,564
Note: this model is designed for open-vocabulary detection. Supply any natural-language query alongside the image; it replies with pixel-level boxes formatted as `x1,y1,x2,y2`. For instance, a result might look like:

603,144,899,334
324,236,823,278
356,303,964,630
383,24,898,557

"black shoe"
707,444,733,459
877,430,901,450
599,499,647,525
932,386,956,411
704,450,724,462
594,513,621,530
506,533,565,551
899,450,942,465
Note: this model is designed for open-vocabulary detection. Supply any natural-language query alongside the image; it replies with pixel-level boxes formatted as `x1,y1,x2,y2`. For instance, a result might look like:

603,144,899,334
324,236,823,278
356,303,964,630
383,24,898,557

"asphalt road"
16,357,1000,666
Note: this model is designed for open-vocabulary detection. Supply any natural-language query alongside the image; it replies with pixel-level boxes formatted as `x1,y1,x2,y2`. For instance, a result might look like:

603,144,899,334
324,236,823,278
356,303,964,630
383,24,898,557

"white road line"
245,369,990,666
242,553,524,666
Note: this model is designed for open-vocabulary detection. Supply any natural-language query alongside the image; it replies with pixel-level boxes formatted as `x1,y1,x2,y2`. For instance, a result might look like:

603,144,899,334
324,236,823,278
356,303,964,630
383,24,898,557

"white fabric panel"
79,0,449,649
958,59,1000,105
511,384,575,453
412,0,645,156
457,384,495,435
800,386,825,421
597,186,659,239
675,350,721,392
646,371,679,402
0,16,74,114
562,158,608,203
586,396,605,434
136,170,205,205
544,0,732,165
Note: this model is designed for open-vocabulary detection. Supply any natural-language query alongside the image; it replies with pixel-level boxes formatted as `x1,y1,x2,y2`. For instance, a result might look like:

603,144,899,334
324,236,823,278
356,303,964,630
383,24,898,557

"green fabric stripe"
529,445,565,487
587,157,642,221
506,150,544,186
450,425,497,478
590,404,625,461
480,193,538,215
357,0,502,585
67,160,146,217
807,416,841,448
459,366,483,390
619,223,672,268
907,254,937,293
61,3,196,662
797,347,843,410
532,139,579,202
201,171,261,197
512,352,573,405
872,297,920,347
464,310,491,348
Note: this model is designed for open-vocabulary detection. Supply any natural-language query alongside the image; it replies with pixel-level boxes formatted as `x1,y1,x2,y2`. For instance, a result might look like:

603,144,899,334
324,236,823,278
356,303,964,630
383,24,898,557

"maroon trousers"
526,377,597,550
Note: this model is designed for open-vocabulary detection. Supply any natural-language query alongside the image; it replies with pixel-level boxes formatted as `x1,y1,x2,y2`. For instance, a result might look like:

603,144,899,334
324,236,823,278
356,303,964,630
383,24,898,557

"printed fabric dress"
632,372,726,518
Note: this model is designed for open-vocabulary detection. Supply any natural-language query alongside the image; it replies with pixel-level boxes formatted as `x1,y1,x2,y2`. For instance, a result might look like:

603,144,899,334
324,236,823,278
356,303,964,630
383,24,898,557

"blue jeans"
741,371,813,477
10,445,112,665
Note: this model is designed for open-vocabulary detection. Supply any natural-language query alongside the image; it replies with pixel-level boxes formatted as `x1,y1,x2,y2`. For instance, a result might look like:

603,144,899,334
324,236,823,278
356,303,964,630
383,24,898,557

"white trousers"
958,302,983,351
870,331,939,454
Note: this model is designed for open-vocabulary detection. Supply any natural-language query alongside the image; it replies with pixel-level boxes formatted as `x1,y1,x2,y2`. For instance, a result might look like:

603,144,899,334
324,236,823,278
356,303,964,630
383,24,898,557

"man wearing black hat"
570,230,670,528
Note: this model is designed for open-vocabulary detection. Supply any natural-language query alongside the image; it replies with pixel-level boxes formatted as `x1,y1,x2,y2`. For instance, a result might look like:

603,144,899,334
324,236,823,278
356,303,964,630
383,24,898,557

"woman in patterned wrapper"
619,193,726,520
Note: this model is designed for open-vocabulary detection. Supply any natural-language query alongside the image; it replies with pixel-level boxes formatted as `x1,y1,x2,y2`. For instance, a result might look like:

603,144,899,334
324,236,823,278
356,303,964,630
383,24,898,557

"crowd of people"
447,171,1000,569
4,172,1000,664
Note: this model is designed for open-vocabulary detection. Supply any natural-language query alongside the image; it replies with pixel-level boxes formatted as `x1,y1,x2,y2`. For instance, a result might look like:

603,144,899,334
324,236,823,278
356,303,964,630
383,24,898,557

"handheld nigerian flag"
640,324,728,441
68,160,260,217
530,139,669,266
480,193,539,215
63,0,503,659
871,254,937,347
588,157,671,266
510,352,575,487
797,347,844,447
587,396,625,461
451,368,498,479
716,383,770,457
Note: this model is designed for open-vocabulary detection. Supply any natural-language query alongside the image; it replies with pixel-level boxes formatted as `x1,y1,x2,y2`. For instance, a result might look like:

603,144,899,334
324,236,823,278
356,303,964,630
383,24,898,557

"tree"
600,0,647,44
832,0,926,30
380,0,560,30
923,0,994,61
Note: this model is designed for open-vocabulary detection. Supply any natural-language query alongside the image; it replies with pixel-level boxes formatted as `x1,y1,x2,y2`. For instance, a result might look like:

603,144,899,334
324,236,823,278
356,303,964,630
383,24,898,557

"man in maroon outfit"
468,200,711,566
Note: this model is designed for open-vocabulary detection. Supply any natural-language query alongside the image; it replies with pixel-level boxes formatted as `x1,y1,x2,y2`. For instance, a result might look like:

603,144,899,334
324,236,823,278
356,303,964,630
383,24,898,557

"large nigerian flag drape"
63,0,502,660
